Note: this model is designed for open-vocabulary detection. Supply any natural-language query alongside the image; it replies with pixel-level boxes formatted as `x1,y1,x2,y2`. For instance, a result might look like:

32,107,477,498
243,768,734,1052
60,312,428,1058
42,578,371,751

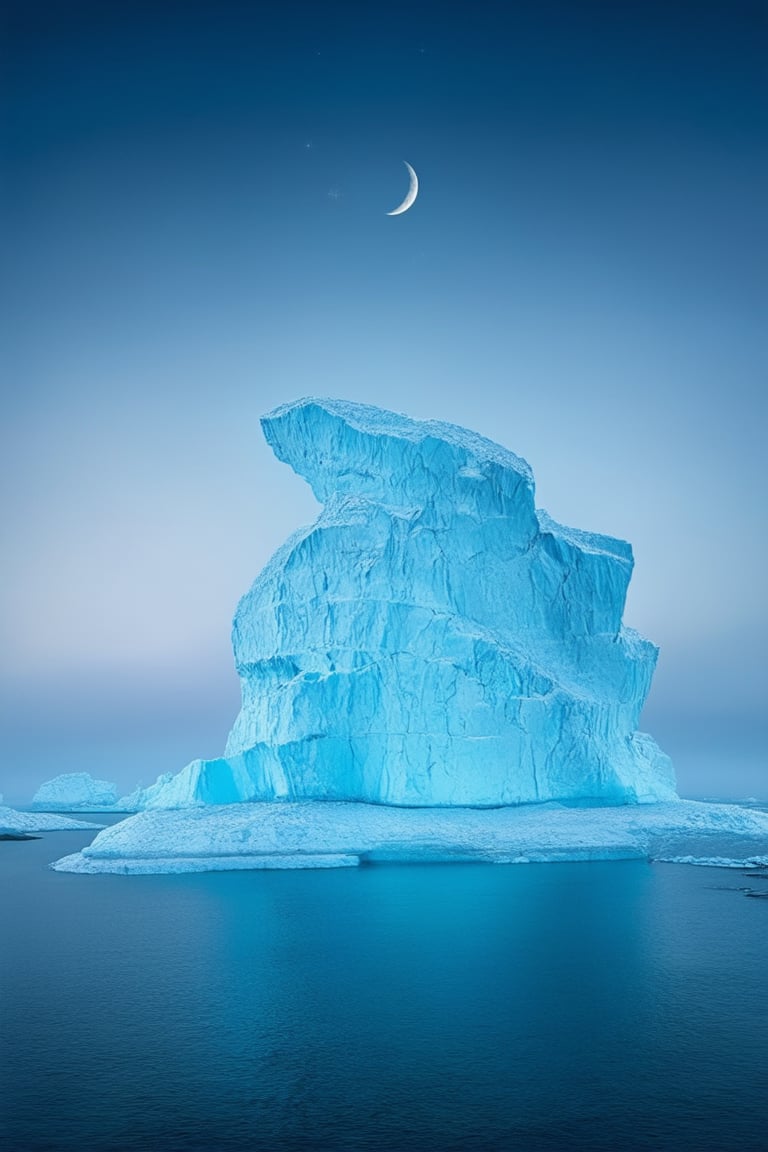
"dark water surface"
2,830,767,1152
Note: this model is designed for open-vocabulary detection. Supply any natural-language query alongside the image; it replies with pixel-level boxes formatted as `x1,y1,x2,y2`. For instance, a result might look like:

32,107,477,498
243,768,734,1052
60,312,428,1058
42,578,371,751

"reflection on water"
2,831,767,1151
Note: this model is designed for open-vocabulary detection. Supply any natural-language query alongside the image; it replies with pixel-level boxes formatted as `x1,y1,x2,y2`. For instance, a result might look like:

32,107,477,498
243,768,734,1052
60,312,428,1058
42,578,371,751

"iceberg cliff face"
134,398,676,809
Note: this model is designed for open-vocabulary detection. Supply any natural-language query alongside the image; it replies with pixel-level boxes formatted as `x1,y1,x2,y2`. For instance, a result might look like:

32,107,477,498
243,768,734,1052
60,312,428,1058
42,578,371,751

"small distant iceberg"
31,772,133,812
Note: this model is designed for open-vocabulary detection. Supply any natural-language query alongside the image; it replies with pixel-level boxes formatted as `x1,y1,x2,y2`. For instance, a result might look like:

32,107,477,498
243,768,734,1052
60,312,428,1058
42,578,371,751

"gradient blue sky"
1,0,766,801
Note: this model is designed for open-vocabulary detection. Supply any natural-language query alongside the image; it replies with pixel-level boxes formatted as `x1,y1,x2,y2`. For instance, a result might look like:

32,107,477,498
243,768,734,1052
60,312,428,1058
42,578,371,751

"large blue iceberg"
129,398,675,809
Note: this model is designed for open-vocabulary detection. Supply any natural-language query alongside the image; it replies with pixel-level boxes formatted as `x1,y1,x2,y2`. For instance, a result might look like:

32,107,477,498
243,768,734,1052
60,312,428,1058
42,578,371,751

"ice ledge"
51,800,768,875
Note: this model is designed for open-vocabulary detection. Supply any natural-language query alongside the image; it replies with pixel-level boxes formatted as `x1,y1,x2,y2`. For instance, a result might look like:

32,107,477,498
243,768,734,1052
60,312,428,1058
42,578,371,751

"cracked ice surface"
128,398,677,810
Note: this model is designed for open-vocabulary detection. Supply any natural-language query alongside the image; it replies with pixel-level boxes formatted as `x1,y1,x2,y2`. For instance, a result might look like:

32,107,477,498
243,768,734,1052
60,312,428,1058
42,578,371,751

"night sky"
2,0,766,800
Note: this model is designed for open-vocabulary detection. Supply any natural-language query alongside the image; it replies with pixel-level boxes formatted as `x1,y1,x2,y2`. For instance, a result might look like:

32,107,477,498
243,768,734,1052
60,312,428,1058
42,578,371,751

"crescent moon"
387,161,418,216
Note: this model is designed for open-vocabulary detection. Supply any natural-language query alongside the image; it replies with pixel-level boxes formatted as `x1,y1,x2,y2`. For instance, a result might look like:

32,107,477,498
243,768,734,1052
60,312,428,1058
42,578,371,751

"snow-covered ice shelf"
52,800,768,874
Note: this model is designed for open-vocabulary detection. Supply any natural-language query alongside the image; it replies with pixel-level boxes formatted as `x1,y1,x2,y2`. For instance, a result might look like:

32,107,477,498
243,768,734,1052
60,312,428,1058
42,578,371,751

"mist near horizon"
1,0,766,802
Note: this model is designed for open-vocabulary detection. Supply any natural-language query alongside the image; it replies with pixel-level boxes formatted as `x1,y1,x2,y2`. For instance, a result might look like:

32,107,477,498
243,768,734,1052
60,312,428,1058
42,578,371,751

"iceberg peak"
262,397,538,533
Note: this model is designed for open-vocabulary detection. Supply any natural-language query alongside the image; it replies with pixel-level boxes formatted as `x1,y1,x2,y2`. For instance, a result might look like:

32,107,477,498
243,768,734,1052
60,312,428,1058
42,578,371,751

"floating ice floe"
1,806,104,834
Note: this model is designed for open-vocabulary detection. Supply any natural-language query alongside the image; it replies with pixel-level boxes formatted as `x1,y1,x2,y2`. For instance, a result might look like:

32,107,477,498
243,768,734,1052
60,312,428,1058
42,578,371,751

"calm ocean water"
2,825,767,1152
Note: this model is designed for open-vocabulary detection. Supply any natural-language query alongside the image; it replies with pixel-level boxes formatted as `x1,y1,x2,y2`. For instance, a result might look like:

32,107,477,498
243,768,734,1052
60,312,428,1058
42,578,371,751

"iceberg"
52,799,768,874
31,772,120,811
128,397,675,811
